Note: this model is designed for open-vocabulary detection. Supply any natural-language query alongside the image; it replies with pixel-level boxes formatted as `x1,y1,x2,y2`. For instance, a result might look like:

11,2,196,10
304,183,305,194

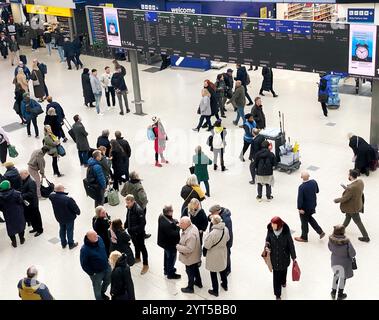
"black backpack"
39,63,47,75
83,166,98,199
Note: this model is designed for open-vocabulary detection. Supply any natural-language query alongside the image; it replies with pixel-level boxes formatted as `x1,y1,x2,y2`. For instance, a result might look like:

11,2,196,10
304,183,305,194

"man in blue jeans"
49,184,80,249
227,80,246,126
80,230,111,300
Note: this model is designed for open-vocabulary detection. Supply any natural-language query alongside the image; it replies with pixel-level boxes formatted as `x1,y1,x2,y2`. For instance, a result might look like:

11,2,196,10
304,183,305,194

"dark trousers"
59,221,75,247
26,206,43,233
201,180,210,196
32,38,38,50
185,263,202,289
343,213,369,238
89,265,111,300
60,126,66,139
26,117,39,137
226,245,231,274
67,56,77,69
164,248,177,276
94,188,105,208
105,87,116,106
113,172,123,191
259,88,276,96
52,156,60,175
300,211,323,241
75,53,83,67
244,85,253,104
131,233,148,265
242,141,251,157
321,102,328,117
250,161,256,182
210,269,228,294
43,80,49,97
78,150,89,166
0,142,7,163
10,231,25,243
258,183,272,198
273,268,287,298
196,115,211,130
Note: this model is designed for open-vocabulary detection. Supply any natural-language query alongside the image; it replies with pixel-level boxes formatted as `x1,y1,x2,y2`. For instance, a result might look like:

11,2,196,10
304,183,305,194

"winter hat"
333,225,345,237
0,180,10,191
270,216,284,230
209,204,221,213
3,161,14,169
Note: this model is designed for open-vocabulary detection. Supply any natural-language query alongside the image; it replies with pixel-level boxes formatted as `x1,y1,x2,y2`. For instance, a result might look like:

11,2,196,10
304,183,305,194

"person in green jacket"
192,146,212,197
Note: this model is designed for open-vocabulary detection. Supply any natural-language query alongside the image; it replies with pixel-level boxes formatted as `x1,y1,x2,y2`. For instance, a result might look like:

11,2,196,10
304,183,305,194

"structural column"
128,49,145,116
370,79,379,145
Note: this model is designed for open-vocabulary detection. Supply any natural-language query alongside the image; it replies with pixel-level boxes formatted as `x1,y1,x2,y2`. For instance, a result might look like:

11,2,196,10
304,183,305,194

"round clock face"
356,46,369,60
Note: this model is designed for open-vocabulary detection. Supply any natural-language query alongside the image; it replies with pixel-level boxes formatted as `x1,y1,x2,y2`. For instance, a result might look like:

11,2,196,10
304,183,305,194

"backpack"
39,63,47,75
246,73,251,85
260,156,272,174
147,127,155,141
83,166,98,199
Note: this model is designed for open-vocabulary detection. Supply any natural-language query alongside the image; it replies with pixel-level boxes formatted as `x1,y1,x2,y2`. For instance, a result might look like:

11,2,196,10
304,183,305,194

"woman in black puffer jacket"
109,251,135,300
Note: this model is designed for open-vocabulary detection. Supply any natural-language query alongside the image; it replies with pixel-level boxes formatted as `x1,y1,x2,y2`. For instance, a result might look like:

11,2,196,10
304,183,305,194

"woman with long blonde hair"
109,250,135,300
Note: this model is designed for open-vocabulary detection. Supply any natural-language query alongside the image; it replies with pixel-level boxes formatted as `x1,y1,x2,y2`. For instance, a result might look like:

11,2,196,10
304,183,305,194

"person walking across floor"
210,119,227,171
20,169,43,236
80,230,112,300
17,266,54,300
294,171,325,243
0,32,8,59
249,128,265,185
264,216,297,300
177,216,202,294
14,83,26,124
193,88,212,132
53,28,65,63
150,116,169,167
254,140,277,201
240,113,256,162
0,126,10,164
157,205,181,279
0,180,25,248
49,184,80,249
87,150,107,208
63,38,78,70
43,125,63,177
193,146,212,197
27,146,48,198
215,73,227,118
82,68,95,108
228,80,246,126
250,97,266,129
90,69,103,115
204,79,220,122
318,74,329,117
334,169,370,242
73,35,84,68
235,63,253,105
124,194,149,275
72,115,90,166
259,67,278,97
34,59,49,97
43,107,61,138
46,96,67,142
111,66,130,115
100,66,115,109
8,34,19,66
30,59,47,102
203,214,230,297
42,28,53,56
328,225,356,300
21,93,41,138
109,250,135,300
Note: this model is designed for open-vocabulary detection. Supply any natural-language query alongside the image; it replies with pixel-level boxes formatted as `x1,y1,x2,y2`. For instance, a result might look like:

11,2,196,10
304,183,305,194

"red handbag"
292,260,301,281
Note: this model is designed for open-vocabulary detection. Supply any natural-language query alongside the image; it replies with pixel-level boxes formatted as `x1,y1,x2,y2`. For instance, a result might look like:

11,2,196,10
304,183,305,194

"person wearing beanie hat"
264,216,296,300
328,225,356,300
150,117,168,167
0,179,26,247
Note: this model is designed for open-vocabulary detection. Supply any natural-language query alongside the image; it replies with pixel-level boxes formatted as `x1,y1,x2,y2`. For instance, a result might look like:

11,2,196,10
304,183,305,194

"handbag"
107,187,120,206
292,260,301,281
189,166,195,174
261,247,273,272
7,145,18,158
347,244,357,270
57,144,66,157
40,178,54,198
203,228,225,257
30,104,44,115
32,71,40,86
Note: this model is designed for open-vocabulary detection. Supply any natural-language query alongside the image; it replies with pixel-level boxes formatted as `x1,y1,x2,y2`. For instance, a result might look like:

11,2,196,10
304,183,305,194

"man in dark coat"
0,180,26,247
157,205,181,279
46,96,67,142
250,97,266,129
72,114,90,166
294,171,325,243
96,129,111,157
208,205,233,275
63,38,78,70
125,194,149,275
111,67,130,115
224,68,234,101
348,134,375,176
82,68,95,107
235,64,253,105
87,151,107,208
20,170,43,236
115,130,131,181
80,230,111,300
49,184,80,249
259,67,278,97
0,162,22,191
248,128,266,185
265,216,296,300
73,35,83,68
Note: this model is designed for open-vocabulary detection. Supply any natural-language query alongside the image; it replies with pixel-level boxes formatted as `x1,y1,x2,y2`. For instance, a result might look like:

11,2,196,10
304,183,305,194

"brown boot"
141,265,149,275
135,258,141,264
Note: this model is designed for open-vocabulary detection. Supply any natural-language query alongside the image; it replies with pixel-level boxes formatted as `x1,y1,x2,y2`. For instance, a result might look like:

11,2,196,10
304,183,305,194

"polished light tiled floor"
0,48,377,300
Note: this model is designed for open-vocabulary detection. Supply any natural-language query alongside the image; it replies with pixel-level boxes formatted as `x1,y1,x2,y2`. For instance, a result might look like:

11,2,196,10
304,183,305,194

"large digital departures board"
86,6,378,77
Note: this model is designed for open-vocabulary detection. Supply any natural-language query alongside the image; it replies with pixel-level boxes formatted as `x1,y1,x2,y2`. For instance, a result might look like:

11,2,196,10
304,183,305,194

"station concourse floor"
0,48,378,300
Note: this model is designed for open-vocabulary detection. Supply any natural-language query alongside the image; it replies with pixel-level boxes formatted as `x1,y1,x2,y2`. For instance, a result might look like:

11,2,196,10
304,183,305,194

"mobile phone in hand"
340,183,346,189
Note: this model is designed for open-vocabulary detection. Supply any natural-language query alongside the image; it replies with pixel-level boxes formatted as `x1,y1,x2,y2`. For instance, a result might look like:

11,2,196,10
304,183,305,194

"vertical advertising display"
103,7,121,47
349,24,377,77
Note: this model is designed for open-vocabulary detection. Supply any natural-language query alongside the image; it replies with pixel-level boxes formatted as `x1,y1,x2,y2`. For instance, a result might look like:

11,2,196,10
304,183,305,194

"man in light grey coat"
71,114,90,166
203,214,230,297
176,217,202,294
90,69,103,115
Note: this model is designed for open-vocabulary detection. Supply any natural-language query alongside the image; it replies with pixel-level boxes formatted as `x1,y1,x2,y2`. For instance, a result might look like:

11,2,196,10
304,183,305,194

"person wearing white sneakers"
90,69,103,115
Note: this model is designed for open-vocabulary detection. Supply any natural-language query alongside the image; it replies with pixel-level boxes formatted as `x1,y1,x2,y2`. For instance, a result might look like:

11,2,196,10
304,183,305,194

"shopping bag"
261,248,272,272
7,145,18,158
107,188,120,206
40,178,54,198
57,144,66,157
292,260,301,281
189,166,195,174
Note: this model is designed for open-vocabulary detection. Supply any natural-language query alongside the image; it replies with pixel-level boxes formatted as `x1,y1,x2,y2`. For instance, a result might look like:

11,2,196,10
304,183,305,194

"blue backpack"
147,127,155,141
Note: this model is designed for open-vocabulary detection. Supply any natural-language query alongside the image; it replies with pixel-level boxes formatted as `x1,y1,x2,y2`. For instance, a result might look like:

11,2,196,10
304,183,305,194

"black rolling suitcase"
63,118,76,142
19,54,27,65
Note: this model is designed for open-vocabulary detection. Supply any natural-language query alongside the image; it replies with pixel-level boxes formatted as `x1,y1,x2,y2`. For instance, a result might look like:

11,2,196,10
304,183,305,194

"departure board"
86,6,107,45
86,6,371,76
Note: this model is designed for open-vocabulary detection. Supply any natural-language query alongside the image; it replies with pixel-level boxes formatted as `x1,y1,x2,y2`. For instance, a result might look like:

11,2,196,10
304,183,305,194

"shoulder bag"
203,228,225,257
348,244,357,270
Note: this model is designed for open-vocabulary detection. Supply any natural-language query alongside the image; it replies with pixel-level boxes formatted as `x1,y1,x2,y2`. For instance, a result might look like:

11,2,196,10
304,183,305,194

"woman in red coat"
151,117,168,167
